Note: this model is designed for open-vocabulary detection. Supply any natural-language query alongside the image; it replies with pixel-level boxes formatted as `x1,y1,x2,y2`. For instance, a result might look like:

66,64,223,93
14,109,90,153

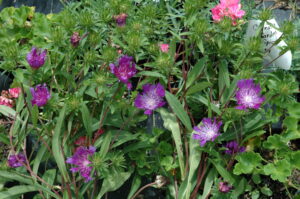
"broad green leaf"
42,169,57,199
80,102,93,136
96,171,132,199
218,60,230,99
0,185,37,199
283,116,298,131
33,143,48,175
201,168,217,199
165,91,192,131
52,106,69,182
186,56,207,88
179,133,201,199
233,152,262,175
0,170,32,184
0,105,16,118
98,130,112,157
287,103,300,118
211,160,236,184
263,134,288,150
263,160,292,182
291,151,300,169
137,71,167,84
127,175,141,199
31,105,39,128
186,82,211,96
159,108,185,180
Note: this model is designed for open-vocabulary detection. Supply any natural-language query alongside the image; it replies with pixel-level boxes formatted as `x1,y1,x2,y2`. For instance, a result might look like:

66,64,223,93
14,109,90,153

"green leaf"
263,134,288,150
283,116,298,131
179,132,201,199
80,102,93,136
287,103,300,118
211,160,236,184
231,177,247,199
52,106,69,182
98,130,112,158
0,185,37,199
186,56,207,88
186,82,211,96
201,168,217,199
159,108,185,180
127,174,141,199
165,91,192,131
291,151,300,169
233,152,262,175
263,160,292,182
137,71,167,84
33,143,48,175
31,105,39,128
218,60,230,97
260,186,272,196
0,170,32,185
96,171,132,199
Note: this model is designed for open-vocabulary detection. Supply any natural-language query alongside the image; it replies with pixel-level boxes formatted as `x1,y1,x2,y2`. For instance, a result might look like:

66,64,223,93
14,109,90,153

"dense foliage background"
0,0,299,198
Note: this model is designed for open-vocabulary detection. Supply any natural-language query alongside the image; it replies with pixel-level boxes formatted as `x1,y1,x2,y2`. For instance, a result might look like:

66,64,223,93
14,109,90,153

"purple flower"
8,153,26,168
219,181,233,193
134,83,166,115
225,140,245,155
110,55,137,90
192,118,222,146
70,32,81,47
113,13,128,27
30,84,51,107
66,146,96,182
26,47,47,69
235,79,265,110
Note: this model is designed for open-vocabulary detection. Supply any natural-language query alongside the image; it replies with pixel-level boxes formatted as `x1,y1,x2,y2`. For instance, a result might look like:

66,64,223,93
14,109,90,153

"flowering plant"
0,1,299,199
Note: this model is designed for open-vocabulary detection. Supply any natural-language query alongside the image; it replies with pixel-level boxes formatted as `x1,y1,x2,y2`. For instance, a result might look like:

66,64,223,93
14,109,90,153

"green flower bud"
259,9,272,22
281,21,294,35
101,46,118,63
84,50,97,66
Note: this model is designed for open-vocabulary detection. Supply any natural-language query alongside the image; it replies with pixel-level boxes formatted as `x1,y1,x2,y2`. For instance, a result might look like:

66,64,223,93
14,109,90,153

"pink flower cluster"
0,88,21,107
211,0,245,25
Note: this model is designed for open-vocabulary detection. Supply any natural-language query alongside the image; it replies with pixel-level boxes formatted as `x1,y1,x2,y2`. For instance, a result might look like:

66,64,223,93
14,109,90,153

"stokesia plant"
0,0,299,199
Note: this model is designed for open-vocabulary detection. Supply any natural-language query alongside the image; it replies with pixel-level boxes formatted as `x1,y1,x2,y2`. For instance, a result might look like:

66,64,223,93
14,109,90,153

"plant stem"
130,182,156,199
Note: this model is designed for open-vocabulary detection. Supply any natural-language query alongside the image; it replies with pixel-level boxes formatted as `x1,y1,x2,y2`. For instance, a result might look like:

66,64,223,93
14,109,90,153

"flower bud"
113,13,128,27
70,32,81,47
259,9,272,22
219,181,233,193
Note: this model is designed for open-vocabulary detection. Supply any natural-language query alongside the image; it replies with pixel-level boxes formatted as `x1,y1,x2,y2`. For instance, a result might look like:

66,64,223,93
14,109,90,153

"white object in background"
245,19,292,70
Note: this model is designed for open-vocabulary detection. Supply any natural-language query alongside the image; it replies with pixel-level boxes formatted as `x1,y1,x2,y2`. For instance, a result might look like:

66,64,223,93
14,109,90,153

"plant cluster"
0,0,299,198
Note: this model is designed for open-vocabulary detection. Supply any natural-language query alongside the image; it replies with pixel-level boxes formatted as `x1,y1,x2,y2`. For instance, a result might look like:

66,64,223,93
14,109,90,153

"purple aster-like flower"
113,13,128,27
219,181,233,193
8,153,26,168
192,118,222,146
30,84,51,107
134,83,166,115
224,140,245,155
110,55,137,90
66,146,96,182
235,79,265,110
26,47,47,69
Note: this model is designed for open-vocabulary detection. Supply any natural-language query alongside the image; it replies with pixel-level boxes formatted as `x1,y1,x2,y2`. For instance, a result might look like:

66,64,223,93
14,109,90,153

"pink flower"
8,88,21,98
159,44,169,53
219,181,233,193
0,96,13,107
211,0,245,25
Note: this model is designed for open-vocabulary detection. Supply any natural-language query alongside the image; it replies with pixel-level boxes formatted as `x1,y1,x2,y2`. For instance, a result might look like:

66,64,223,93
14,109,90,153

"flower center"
244,95,253,103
